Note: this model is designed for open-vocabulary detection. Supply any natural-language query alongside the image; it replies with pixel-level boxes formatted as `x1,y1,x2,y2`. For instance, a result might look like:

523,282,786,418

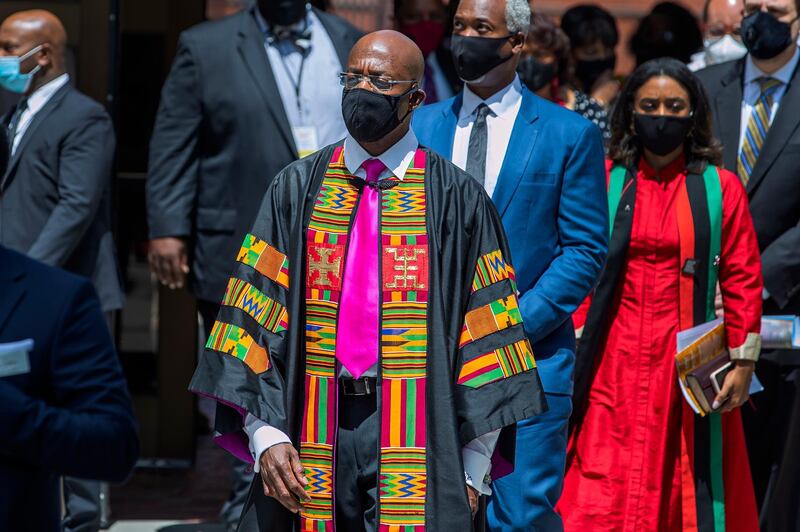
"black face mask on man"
258,0,307,27
741,11,798,60
341,86,416,143
450,34,514,82
517,57,556,92
633,114,693,156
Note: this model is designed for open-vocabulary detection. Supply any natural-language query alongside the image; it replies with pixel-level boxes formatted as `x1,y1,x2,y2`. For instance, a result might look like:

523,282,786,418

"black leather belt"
340,376,377,396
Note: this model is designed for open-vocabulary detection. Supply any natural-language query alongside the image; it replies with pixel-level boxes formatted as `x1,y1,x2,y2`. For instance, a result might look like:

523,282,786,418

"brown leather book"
686,353,732,413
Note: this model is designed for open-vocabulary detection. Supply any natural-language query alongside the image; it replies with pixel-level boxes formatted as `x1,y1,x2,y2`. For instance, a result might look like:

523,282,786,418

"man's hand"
466,484,479,517
713,360,755,413
258,443,310,513
148,237,189,289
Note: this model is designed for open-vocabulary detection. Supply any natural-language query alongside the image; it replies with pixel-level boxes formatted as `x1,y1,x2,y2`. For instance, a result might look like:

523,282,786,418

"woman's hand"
713,360,755,413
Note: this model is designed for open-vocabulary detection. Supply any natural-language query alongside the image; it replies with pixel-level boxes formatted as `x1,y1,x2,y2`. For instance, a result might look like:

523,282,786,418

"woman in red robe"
558,58,762,531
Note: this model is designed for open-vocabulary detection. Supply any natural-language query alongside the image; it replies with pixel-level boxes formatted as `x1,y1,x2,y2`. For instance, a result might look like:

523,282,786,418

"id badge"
293,126,319,158
0,339,34,377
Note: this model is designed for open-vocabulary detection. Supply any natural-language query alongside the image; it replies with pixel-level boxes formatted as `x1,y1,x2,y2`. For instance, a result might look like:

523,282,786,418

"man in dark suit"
413,0,607,529
0,11,123,531
146,0,360,527
0,10,121,314
697,1,800,529
0,126,138,531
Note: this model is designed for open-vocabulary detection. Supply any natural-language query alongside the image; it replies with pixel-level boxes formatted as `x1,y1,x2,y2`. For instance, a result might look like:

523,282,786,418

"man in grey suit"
0,9,122,532
146,0,360,527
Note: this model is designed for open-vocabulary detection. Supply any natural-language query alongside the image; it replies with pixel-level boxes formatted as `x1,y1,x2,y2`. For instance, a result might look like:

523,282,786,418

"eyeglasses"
338,72,417,92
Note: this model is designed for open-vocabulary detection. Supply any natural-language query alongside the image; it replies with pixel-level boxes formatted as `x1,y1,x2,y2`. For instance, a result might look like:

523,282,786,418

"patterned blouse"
572,91,611,145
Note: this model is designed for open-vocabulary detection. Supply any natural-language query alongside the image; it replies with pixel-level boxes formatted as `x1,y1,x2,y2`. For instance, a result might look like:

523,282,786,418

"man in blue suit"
0,120,138,532
0,244,140,532
413,0,607,529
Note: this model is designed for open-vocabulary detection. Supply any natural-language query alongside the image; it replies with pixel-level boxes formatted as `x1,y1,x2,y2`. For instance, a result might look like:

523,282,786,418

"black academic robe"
190,143,546,531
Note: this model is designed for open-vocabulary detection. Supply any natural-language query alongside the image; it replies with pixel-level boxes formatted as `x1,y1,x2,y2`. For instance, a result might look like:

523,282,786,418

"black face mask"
574,56,615,93
517,57,556,92
258,0,306,27
633,114,692,156
451,34,514,82
741,11,797,60
341,87,415,143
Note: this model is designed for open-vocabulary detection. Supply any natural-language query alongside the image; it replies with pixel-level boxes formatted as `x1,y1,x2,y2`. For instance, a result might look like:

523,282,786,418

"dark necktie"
466,103,491,186
7,97,28,156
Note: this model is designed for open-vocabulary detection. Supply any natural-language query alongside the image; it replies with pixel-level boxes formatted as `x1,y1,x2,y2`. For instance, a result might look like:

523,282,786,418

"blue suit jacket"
413,87,608,394
0,245,139,531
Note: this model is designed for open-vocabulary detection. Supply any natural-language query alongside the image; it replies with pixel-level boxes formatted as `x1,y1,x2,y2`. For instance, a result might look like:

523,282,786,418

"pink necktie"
336,158,385,378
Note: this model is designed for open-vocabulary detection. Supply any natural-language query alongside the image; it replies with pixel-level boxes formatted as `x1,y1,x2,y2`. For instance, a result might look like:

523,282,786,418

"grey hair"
506,0,531,35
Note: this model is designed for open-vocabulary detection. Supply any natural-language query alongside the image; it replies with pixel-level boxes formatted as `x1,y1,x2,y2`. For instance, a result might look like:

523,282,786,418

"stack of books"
675,318,778,416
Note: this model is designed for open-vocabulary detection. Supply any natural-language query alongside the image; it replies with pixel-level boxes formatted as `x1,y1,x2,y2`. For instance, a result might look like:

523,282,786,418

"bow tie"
267,26,312,50
352,177,399,191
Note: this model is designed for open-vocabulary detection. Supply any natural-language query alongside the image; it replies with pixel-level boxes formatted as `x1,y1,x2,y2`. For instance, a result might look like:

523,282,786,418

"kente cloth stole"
610,164,725,532
301,145,429,532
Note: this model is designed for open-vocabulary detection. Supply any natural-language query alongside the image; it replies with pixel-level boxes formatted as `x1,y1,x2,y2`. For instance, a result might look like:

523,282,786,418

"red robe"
558,157,762,531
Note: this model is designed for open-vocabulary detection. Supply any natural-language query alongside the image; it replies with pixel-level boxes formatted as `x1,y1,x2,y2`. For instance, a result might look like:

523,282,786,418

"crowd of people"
0,0,799,531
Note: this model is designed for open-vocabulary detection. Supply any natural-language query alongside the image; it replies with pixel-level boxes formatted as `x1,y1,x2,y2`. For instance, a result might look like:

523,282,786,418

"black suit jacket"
0,245,138,532
0,82,122,311
146,8,361,303
697,57,800,317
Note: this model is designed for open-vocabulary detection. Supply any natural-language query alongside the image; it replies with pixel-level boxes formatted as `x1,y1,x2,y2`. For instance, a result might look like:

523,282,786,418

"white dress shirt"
255,7,347,153
244,128,499,494
738,45,800,153
452,75,523,197
11,73,70,155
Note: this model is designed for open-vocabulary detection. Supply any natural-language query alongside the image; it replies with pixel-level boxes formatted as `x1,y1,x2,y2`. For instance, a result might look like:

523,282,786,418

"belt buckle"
361,377,373,395
342,377,373,396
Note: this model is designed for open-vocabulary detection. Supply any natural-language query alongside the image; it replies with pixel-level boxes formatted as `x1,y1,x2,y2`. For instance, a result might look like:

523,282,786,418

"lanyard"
277,46,309,115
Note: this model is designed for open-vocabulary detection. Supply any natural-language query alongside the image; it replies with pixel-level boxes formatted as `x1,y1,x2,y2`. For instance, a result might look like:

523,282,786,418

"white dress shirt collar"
744,45,800,86
343,127,419,181
459,75,523,122
11,73,70,156
25,73,70,113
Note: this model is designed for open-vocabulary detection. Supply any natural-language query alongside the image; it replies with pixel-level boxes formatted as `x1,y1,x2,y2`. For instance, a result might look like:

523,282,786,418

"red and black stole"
573,162,729,532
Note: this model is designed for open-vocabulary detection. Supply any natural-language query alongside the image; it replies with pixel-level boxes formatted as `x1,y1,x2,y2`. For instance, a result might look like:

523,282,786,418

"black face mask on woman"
341,87,416,143
517,57,556,92
741,11,798,60
451,34,514,82
633,114,693,156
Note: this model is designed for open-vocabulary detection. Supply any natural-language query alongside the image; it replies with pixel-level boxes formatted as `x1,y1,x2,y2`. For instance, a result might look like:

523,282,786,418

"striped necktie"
738,77,783,185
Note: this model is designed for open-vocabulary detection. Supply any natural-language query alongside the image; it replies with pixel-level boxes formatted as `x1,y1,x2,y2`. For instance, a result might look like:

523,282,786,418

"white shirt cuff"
243,414,292,473
462,429,500,496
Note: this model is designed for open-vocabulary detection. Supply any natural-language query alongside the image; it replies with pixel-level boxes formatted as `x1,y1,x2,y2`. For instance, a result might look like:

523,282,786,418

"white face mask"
704,34,748,65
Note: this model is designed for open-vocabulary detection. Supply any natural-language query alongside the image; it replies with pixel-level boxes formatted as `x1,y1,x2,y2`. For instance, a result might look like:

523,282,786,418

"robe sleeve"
717,169,763,361
189,171,295,462
572,296,592,339
454,193,547,447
